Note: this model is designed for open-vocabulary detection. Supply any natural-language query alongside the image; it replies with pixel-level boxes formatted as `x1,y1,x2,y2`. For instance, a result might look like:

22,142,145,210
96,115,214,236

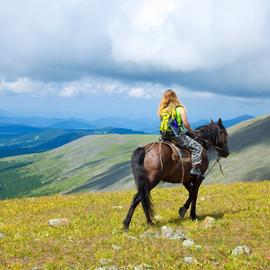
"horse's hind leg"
123,193,140,230
179,181,193,219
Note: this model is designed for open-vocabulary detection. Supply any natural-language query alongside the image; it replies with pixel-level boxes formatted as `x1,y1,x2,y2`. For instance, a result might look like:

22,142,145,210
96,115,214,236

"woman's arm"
179,107,193,133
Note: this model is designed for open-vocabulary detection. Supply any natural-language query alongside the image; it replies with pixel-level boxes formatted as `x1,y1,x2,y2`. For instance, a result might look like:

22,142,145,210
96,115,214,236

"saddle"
160,139,191,163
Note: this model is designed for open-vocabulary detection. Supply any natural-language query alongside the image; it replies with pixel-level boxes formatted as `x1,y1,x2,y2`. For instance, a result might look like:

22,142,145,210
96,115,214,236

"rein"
204,158,224,177
194,136,225,177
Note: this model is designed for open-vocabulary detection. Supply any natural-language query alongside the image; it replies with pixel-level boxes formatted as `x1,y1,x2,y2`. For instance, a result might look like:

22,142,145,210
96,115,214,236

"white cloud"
0,78,44,95
129,87,145,98
109,0,270,72
0,0,270,98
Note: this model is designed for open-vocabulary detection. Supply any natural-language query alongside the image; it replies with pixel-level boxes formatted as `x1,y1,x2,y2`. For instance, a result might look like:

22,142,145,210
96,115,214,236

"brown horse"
123,118,229,230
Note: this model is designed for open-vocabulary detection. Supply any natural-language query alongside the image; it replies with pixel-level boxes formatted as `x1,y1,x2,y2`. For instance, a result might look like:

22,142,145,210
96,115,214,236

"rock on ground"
112,245,122,251
134,263,152,270
231,245,252,256
154,215,163,221
195,244,202,250
0,232,4,239
202,216,216,228
95,266,119,270
99,259,112,266
182,239,195,248
48,218,69,227
161,226,173,238
141,226,187,241
183,256,198,264
112,205,123,210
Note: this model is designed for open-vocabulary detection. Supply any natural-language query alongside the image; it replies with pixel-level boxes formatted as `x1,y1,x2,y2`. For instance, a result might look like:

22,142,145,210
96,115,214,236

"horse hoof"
148,221,155,227
179,207,187,219
191,215,198,221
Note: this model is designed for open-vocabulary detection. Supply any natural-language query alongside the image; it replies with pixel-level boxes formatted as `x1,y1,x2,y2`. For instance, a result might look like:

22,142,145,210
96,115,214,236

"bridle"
194,127,226,177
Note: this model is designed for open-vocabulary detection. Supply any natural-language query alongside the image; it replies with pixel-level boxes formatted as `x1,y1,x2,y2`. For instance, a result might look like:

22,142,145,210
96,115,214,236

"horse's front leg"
190,177,203,220
123,193,140,230
179,181,193,219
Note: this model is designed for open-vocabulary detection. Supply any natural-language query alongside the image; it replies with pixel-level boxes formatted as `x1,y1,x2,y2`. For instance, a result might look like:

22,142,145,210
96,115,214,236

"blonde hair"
157,89,184,116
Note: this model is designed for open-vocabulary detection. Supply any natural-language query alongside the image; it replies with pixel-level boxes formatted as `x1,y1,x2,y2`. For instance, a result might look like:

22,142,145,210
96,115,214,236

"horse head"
213,118,230,158
197,118,230,158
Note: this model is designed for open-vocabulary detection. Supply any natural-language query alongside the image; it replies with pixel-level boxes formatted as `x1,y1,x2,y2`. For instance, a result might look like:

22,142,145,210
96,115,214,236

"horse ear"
210,119,214,124
217,118,222,126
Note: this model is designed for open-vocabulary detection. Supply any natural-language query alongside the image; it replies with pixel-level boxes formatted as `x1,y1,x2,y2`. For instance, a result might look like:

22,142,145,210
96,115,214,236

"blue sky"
0,0,269,121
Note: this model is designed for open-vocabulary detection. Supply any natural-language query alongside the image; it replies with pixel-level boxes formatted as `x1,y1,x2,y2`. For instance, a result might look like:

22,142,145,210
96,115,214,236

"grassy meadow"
0,182,269,269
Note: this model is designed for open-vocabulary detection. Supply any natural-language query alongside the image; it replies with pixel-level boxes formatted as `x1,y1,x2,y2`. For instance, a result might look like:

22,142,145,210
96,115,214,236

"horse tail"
131,147,154,219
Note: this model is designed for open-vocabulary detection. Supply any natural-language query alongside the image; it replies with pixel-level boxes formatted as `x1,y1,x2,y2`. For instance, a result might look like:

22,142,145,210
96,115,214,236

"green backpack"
160,104,183,134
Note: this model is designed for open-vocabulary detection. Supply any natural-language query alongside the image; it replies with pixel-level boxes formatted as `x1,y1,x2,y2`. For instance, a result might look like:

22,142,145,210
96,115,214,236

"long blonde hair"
157,89,184,116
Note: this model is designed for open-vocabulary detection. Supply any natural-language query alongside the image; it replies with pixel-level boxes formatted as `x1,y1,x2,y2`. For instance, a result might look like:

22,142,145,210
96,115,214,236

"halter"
194,127,225,177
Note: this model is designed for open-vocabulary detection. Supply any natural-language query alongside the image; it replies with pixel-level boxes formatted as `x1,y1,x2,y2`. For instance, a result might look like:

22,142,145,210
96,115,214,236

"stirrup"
190,167,205,180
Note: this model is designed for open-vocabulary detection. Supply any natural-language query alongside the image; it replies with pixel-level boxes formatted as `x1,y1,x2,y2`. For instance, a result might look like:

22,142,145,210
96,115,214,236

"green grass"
0,182,269,269
0,135,157,199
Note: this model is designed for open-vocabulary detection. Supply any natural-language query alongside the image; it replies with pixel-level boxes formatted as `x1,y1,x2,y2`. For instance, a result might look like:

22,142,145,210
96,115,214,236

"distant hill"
206,114,270,183
0,108,255,132
222,114,254,128
0,124,145,158
47,120,94,129
0,115,268,199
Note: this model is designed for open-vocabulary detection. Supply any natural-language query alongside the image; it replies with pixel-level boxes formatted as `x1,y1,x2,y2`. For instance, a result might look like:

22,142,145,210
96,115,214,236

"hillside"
0,135,156,199
0,125,145,158
0,115,269,199
206,114,270,183
0,182,269,269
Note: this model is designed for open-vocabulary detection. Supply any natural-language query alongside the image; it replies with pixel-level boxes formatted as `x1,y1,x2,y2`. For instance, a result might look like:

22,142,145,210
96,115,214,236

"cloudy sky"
0,0,269,121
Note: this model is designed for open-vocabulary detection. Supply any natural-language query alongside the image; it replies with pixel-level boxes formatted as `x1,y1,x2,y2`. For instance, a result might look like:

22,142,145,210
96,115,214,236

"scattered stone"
140,226,188,241
140,231,159,239
31,267,40,270
161,226,173,238
161,226,187,241
169,229,187,241
48,218,69,227
183,256,197,264
195,244,202,250
112,205,123,210
112,245,122,251
200,196,206,201
99,258,112,266
125,235,138,240
134,263,152,270
202,216,216,228
0,232,4,239
154,215,163,221
231,245,252,256
96,267,118,270
182,239,195,248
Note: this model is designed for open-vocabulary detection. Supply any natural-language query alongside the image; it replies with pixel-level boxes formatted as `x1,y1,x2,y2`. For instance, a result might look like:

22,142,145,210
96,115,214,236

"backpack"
160,104,183,134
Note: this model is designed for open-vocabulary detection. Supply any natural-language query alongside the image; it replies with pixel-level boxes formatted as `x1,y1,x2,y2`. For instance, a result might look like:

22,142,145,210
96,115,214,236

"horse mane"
194,123,218,153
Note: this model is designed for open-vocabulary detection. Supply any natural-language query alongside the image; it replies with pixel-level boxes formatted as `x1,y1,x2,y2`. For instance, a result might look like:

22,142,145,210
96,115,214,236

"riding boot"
190,166,205,180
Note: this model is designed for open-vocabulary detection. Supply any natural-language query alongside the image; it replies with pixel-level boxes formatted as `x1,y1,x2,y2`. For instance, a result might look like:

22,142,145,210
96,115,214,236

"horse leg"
190,177,203,220
123,193,141,230
179,181,193,219
142,181,160,226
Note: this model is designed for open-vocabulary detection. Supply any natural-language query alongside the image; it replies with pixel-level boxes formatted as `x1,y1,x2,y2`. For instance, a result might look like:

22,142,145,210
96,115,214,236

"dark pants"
177,134,203,166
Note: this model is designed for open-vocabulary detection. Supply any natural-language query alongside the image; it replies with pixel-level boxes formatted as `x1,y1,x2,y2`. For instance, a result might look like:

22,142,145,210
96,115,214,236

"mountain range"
0,108,254,132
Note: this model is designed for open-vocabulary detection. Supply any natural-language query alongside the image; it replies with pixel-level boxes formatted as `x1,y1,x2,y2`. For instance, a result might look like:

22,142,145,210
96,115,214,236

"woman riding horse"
123,90,230,230
159,90,204,179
